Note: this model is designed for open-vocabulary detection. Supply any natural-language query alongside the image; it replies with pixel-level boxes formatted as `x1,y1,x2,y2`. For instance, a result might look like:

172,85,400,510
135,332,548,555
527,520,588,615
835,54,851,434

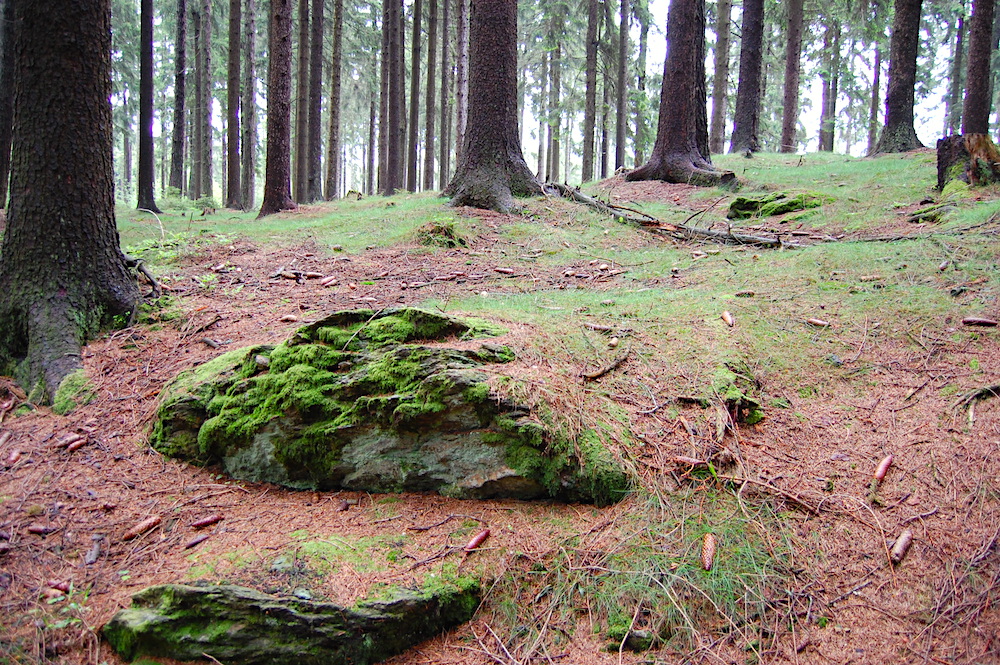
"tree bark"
407,0,422,191
444,0,541,212
325,0,344,199
226,0,242,209
422,0,438,190
615,0,629,169
868,41,882,155
0,0,14,207
729,0,764,155
258,0,297,217
818,21,840,152
169,0,187,194
0,0,139,400
306,0,324,201
455,0,469,166
709,0,732,154
137,0,160,212
582,0,599,182
240,0,257,210
634,0,650,165
293,0,309,202
962,0,995,134
548,34,561,182
381,0,404,194
537,51,547,179
439,0,452,189
191,7,203,199
779,0,804,153
872,0,924,154
200,0,213,199
627,0,733,186
945,14,965,135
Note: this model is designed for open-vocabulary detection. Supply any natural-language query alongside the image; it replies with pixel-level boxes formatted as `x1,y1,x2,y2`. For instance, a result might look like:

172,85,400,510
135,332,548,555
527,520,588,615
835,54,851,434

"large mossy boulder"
727,191,829,220
103,579,480,664
150,307,629,504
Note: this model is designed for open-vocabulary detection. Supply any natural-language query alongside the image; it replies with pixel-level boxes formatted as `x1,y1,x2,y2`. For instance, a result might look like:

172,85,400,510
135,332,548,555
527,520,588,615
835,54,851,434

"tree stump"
937,133,1000,190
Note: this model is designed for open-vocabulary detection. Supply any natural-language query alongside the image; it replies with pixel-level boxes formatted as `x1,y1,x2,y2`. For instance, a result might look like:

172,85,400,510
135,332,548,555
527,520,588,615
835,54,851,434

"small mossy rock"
727,191,828,220
150,308,630,504
102,579,481,664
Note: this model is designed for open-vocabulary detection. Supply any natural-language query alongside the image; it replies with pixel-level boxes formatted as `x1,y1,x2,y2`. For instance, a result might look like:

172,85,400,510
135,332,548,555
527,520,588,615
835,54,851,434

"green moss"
52,369,94,415
727,191,830,220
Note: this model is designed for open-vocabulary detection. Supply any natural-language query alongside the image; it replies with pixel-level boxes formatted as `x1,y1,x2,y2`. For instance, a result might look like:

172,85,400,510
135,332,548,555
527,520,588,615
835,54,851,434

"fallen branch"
580,344,631,381
956,384,1000,410
549,183,783,248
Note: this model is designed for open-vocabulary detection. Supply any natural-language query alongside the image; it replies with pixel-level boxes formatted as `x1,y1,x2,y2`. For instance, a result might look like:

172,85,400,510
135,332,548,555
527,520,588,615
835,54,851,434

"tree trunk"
200,0,213,199
378,6,389,194
945,15,965,135
627,0,733,186
872,0,924,154
325,0,344,199
779,0,803,153
0,0,139,400
439,0,452,188
240,0,257,210
169,0,187,194
455,0,469,166
709,0,732,154
381,0,404,194
137,0,160,212
444,0,541,212
191,7,203,200
549,35,561,182
962,0,995,134
0,0,15,207
634,0,650,165
306,0,324,201
258,0,297,217
396,6,406,189
293,0,309,202
537,52,547,179
367,97,376,195
600,75,609,179
818,21,840,152
226,0,242,209
868,41,882,155
615,0,629,169
407,0,422,191
582,0,599,182
422,0,438,190
123,120,132,188
729,0,764,155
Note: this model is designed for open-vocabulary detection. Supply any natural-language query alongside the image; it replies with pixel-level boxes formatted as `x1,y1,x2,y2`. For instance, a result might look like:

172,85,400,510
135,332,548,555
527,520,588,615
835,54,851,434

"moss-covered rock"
52,369,95,415
102,578,481,664
150,308,629,504
727,191,829,220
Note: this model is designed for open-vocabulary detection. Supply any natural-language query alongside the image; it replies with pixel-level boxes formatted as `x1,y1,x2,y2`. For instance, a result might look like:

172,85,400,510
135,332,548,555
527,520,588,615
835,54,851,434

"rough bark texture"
137,0,160,212
582,0,599,182
549,35,561,182
945,15,965,135
729,0,764,155
962,0,995,134
868,41,882,154
0,0,15,207
634,0,650,165
422,0,438,190
306,0,324,201
381,0,404,195
626,0,733,186
818,22,840,152
444,0,542,213
872,0,924,154
438,0,452,189
325,0,344,199
615,0,629,169
293,0,309,202
240,0,257,210
190,7,203,199
455,0,469,166
226,0,242,209
407,0,422,191
258,0,297,218
199,0,213,198
0,0,140,400
779,0,804,153
169,0,186,193
937,133,1000,189
709,0,732,155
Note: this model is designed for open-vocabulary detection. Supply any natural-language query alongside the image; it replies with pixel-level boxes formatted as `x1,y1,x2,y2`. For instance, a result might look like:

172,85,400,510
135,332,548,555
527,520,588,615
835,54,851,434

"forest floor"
1,151,1000,665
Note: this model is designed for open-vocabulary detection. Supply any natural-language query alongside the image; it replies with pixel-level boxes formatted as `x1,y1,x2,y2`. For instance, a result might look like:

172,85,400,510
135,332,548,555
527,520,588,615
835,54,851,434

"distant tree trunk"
306,0,323,201
293,0,309,201
396,6,406,188
422,0,438,190
325,0,344,199
445,0,541,212
0,0,139,399
378,8,389,194
868,41,882,154
225,0,242,209
455,0,469,165
872,0,924,154
615,0,629,169
962,0,995,134
168,0,187,194
779,0,804,153
439,0,452,188
634,0,650,165
945,15,965,135
240,0,257,210
549,35,561,182
191,7,203,200
0,0,13,208
729,0,764,155
600,77,610,178
627,0,733,186
137,0,160,212
380,0,404,194
123,114,132,188
537,52,547,178
582,0,599,182
367,97,376,195
709,0,732,154
258,0,297,217
818,21,840,152
200,0,213,198
406,0,422,191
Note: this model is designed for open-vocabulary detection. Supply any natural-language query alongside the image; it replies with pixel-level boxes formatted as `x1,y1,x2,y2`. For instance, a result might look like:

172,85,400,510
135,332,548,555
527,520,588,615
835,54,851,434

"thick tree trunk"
537,52,547,179
240,0,257,210
137,0,160,212
455,0,469,166
200,0,213,199
582,0,599,182
367,98,376,195
962,0,995,134
615,0,629,169
381,0,404,194
378,7,389,194
293,0,309,202
444,0,541,212
406,0,422,191
0,0,139,400
325,0,344,199
634,0,650,165
945,15,965,135
422,0,438,190
779,0,804,153
169,0,186,194
258,0,297,217
226,0,242,209
123,120,132,188
439,0,452,188
627,0,733,186
0,0,14,207
600,77,609,179
872,0,924,154
306,0,324,201
868,41,882,155
709,0,732,155
729,0,764,155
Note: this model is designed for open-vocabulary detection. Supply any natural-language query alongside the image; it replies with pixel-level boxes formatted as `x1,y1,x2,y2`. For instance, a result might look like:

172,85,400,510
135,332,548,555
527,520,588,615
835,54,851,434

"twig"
715,475,821,515
580,344,631,381
901,507,939,524
955,384,1000,410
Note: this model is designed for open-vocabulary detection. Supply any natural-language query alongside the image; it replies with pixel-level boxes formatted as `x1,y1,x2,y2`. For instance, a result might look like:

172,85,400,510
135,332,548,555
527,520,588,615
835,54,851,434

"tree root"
956,384,1000,410
123,254,161,299
549,183,785,248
